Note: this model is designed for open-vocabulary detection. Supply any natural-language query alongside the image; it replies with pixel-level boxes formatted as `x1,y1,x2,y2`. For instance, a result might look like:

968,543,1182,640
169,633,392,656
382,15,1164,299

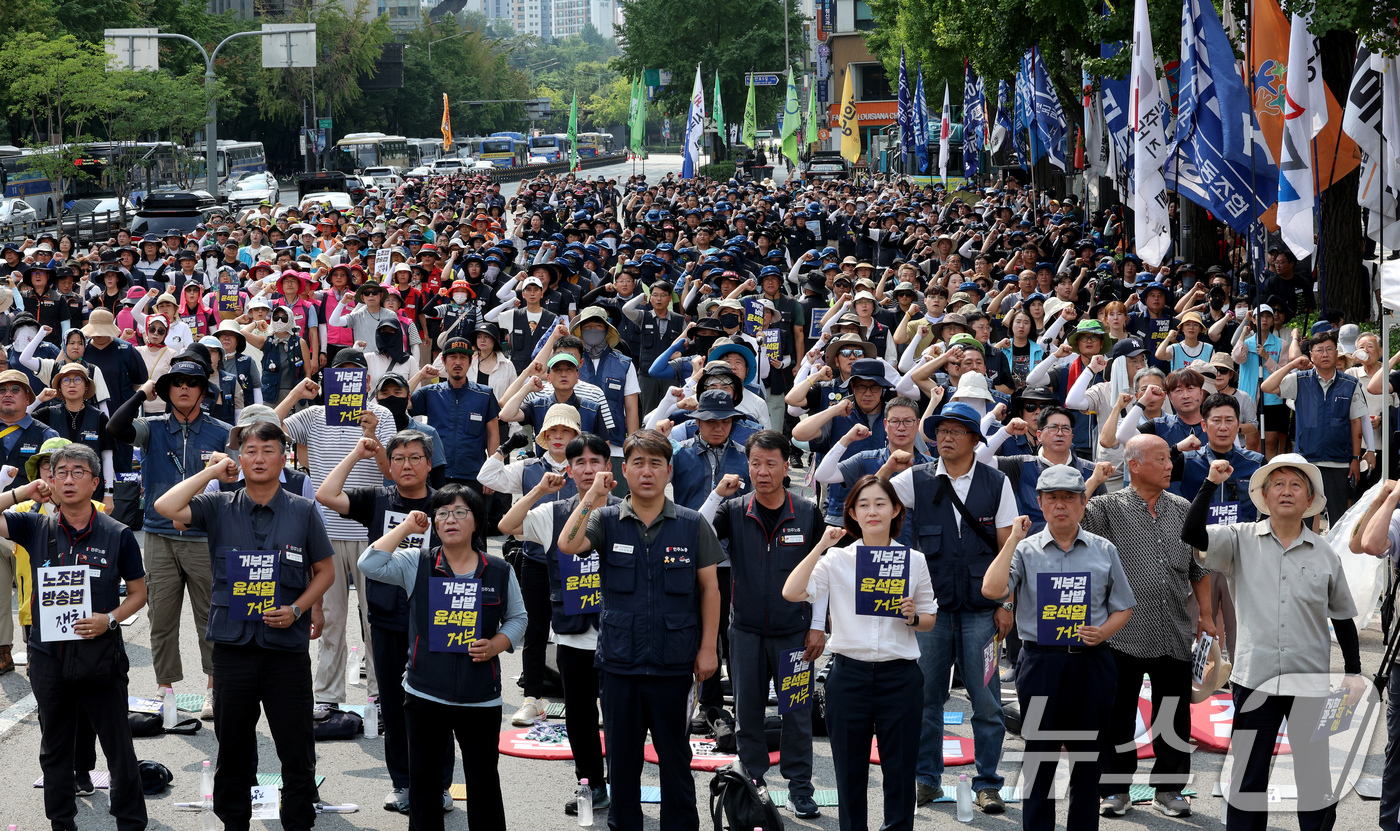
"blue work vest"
671,438,749,510
36,404,103,461
206,367,237,424
594,503,703,676
526,392,609,457
142,412,231,536
519,459,578,563
1050,362,1102,455
1181,446,1264,524
719,492,819,637
205,488,323,651
578,349,632,447
24,512,130,658
908,462,1006,613
997,454,1098,533
404,549,511,703
1294,370,1358,463
414,381,497,480
544,495,619,636
832,446,932,547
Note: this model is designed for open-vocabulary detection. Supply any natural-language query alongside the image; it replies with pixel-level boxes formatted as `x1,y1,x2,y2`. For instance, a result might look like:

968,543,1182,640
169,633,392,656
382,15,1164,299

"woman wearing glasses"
361,484,526,831
782,475,936,831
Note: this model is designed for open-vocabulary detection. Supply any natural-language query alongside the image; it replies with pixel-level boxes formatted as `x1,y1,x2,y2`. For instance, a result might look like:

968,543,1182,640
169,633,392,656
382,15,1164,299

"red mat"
1189,692,1289,754
498,727,607,760
643,738,780,771
871,735,974,766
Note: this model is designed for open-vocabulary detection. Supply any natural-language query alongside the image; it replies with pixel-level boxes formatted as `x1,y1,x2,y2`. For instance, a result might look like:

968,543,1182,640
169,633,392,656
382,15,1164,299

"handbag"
49,522,123,682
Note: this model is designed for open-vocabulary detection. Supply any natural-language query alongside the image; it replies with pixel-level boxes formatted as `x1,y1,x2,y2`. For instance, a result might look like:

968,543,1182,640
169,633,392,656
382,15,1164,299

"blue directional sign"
746,73,781,86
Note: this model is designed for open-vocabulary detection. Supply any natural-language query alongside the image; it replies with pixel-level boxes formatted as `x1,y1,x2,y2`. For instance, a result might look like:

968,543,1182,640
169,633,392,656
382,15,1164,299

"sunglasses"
1021,402,1042,413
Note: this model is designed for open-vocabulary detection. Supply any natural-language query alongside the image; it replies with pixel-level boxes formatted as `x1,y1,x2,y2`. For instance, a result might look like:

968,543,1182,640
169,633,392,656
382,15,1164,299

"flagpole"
1246,0,1266,449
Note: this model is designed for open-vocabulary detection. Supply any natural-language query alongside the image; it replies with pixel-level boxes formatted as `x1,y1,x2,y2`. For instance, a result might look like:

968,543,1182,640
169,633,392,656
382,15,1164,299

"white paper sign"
373,249,392,279
384,510,428,552
1191,632,1214,686
37,565,90,642
251,785,279,819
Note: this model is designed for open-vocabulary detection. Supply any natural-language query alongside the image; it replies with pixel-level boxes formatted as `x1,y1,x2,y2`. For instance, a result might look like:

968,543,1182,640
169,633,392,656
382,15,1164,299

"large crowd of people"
0,165,1390,831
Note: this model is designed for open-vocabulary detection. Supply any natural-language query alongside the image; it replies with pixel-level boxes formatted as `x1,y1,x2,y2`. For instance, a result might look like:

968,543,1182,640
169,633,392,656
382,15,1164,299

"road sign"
745,73,781,86
104,29,159,71
318,118,332,130
261,23,317,69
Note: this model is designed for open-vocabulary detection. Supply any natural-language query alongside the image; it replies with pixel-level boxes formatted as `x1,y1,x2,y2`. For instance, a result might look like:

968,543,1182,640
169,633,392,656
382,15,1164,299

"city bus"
407,138,445,167
576,132,614,157
529,134,567,162
189,140,267,196
475,135,529,168
330,133,411,173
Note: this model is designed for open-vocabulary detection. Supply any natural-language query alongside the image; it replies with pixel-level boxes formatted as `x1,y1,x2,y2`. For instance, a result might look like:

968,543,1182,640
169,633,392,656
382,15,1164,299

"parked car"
62,197,138,242
404,166,432,178
527,154,549,166
225,172,280,209
430,157,465,174
344,175,368,203
126,191,218,239
0,198,38,228
299,191,355,212
802,151,851,181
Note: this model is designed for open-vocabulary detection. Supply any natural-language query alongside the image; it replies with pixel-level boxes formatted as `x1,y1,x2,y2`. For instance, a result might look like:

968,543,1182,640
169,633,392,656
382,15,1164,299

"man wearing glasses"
314,427,455,815
880,401,1019,814
0,368,59,487
979,405,1113,534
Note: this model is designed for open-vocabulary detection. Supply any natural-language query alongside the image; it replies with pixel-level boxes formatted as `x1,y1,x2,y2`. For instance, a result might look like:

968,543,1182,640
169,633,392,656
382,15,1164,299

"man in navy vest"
409,335,501,489
701,430,827,820
1260,329,1366,528
153,418,335,831
108,359,229,715
881,401,1018,814
557,429,723,831
979,405,1112,533
572,306,640,449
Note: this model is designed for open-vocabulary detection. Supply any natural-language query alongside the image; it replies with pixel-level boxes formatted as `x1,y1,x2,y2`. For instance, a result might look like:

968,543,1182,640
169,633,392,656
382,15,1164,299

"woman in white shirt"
783,474,937,831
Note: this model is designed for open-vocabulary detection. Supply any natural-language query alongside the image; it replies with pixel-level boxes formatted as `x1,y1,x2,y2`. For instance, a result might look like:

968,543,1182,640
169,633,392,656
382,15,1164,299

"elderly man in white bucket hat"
1182,452,1360,831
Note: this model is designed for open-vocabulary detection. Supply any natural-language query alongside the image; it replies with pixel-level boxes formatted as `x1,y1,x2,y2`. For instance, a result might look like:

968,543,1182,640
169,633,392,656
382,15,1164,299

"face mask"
692,334,719,355
1235,305,1250,317
379,395,410,431
582,329,608,350
718,313,741,329
271,320,291,335
13,327,36,352
485,265,500,279
453,292,469,304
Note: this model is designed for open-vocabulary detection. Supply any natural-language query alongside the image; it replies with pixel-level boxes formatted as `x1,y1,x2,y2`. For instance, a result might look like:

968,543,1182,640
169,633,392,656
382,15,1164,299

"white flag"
1277,12,1325,259
1130,0,1171,266
681,65,706,179
1345,47,1400,251
938,83,951,183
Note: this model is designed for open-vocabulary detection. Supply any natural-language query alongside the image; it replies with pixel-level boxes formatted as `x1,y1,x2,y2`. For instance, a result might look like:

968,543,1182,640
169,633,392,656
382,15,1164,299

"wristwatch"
1000,601,1014,612
905,613,920,628
291,604,303,621
107,613,118,630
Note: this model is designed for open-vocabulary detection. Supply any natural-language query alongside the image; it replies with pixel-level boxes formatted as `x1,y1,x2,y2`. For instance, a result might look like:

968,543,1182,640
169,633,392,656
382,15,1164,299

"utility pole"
783,0,790,72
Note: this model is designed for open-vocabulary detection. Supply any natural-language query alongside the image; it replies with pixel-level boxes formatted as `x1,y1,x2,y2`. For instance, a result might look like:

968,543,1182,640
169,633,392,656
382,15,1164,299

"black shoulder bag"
51,517,123,681
933,474,1000,553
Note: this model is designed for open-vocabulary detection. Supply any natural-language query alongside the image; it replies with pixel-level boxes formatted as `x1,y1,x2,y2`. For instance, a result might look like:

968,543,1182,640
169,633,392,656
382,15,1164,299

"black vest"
360,486,436,632
508,308,559,373
36,403,103,460
4,420,56,488
908,462,1006,613
404,549,511,703
544,495,617,636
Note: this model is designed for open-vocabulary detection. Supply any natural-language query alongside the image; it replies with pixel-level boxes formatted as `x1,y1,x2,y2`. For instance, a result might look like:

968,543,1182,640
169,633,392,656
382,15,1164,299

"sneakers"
200,688,216,721
915,782,944,805
1153,791,1191,817
1100,793,1131,816
74,773,95,797
975,787,1005,814
511,697,545,726
786,794,820,818
442,789,454,812
383,788,409,814
313,702,338,721
564,784,610,815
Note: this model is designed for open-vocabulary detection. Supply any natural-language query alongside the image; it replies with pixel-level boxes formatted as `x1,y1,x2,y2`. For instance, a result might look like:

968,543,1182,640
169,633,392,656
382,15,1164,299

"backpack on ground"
709,760,784,831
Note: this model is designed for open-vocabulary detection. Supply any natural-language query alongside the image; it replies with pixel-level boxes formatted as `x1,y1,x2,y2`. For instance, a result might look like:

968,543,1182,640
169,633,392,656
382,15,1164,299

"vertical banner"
559,551,601,615
1036,572,1090,644
227,550,279,621
763,328,781,364
217,283,240,315
324,367,367,427
429,577,481,652
854,545,909,617
742,298,765,337
777,648,814,713
37,565,89,641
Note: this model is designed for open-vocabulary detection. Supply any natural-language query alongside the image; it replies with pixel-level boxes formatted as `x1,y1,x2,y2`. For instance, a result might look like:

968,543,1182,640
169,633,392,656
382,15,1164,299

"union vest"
594,504,703,675
3,420,58,489
404,549,511,703
412,381,497,480
1294,370,1359,463
519,460,577,564
671,438,749,511
507,308,558,374
578,348,632,447
720,492,819,637
142,413,232,536
908,462,1006,613
25,512,129,657
1181,446,1264,524
259,336,304,405
544,494,618,636
35,404,103,462
996,454,1099,533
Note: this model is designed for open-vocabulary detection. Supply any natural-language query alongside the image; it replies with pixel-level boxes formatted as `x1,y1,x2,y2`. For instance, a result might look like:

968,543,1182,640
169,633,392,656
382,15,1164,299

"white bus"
332,132,411,173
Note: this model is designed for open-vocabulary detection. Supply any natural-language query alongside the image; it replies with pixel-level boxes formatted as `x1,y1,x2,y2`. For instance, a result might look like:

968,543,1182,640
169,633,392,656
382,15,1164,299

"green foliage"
698,160,736,180
0,33,115,142
253,0,389,126
612,0,805,131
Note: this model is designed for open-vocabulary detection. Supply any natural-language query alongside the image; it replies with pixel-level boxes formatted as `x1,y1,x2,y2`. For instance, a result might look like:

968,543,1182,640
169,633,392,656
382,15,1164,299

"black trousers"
824,654,922,831
519,559,553,699
698,569,731,708
1016,645,1115,831
404,695,505,831
370,626,454,790
1100,649,1193,794
557,644,606,785
29,647,146,831
26,624,99,778
601,671,696,831
1225,685,1336,831
211,643,318,831
1317,465,1353,527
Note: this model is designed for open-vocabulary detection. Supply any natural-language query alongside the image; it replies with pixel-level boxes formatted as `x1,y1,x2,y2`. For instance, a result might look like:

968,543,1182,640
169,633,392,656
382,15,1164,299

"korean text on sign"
559,550,601,615
429,577,480,652
37,565,90,642
228,550,279,621
324,367,368,426
777,648,814,714
742,298,765,337
1037,572,1090,644
763,329,782,363
1310,688,1357,742
217,283,241,315
854,545,909,617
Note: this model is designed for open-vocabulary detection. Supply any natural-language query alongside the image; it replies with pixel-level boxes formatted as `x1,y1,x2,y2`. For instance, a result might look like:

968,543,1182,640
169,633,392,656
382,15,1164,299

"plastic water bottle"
363,697,377,738
347,646,361,684
201,795,218,831
200,760,213,799
576,779,593,827
162,689,177,730
956,774,973,822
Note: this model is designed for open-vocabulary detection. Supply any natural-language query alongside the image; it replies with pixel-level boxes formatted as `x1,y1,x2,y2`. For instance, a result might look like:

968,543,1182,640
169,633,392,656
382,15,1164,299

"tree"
252,0,390,129
0,33,115,144
612,0,805,135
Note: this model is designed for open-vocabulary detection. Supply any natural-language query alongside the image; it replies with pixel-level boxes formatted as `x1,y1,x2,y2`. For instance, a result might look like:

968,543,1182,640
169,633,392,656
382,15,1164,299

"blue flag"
913,62,930,174
963,64,987,177
1100,42,1133,190
1163,0,1278,234
1014,51,1042,166
992,79,1014,156
1030,46,1069,170
897,48,915,158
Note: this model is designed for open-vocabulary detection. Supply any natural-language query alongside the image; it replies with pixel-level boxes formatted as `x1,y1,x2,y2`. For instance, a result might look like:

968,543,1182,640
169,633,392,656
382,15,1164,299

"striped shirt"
284,402,396,540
